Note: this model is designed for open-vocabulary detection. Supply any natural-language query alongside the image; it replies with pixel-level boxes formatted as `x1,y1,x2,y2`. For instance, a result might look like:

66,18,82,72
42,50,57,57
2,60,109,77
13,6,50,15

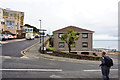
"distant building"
0,8,24,34
16,26,33,38
53,26,94,55
22,26,33,33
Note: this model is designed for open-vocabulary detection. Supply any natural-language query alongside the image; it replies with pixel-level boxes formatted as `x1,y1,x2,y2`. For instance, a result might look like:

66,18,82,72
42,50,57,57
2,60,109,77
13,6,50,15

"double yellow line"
21,41,40,57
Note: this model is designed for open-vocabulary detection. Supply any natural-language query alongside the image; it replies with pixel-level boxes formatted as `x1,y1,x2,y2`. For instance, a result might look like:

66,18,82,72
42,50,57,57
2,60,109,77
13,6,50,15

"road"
0,38,119,79
2,38,40,57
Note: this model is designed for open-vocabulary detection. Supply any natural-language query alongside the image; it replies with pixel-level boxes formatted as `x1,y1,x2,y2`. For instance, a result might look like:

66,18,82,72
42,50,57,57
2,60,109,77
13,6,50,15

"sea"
93,40,118,51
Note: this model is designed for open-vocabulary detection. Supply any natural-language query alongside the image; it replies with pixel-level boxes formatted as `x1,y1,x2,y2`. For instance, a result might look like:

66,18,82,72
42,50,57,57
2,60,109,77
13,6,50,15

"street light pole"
39,20,41,43
42,30,44,54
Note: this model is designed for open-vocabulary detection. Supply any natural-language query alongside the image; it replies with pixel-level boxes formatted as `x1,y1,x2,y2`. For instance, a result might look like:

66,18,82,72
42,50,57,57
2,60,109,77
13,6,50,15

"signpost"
39,20,47,54
40,29,47,54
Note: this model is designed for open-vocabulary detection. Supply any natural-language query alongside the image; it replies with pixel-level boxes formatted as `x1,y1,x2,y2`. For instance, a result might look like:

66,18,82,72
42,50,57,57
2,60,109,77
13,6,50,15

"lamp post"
39,20,41,43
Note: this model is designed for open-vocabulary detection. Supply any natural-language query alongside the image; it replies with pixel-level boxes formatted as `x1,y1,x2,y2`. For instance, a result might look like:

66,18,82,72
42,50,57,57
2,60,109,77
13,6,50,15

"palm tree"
61,29,80,53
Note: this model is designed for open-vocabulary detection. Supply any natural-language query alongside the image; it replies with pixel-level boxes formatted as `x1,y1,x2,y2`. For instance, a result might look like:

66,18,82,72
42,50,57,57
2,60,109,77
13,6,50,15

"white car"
0,34,2,41
4,34,9,40
7,34,13,40
0,34,8,40
26,33,34,40
0,41,1,47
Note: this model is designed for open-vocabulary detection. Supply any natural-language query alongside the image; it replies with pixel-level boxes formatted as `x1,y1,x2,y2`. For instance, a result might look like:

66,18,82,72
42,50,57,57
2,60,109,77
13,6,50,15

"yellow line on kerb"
21,41,40,57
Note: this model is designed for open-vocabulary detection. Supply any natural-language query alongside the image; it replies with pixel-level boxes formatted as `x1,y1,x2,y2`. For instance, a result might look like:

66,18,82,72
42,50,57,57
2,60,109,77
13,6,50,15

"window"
8,26,14,30
25,29,28,32
17,23,19,30
6,20,9,25
82,33,88,38
1,29,3,32
1,22,5,25
6,20,15,25
3,12,6,16
58,33,63,38
82,42,88,47
59,42,65,48
28,29,30,32
30,29,33,32
9,13,14,16
8,27,10,30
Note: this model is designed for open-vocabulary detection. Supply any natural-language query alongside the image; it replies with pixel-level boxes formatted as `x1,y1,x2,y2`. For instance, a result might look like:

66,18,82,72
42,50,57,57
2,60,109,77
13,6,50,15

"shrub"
44,49,101,61
93,53,98,56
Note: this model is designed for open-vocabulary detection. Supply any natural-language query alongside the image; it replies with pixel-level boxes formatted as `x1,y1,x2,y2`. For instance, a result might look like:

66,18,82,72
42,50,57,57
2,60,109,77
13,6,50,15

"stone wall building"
53,26,94,55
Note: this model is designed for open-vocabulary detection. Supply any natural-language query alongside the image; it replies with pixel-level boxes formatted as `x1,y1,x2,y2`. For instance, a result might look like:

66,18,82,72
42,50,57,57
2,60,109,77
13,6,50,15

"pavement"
1,39,26,44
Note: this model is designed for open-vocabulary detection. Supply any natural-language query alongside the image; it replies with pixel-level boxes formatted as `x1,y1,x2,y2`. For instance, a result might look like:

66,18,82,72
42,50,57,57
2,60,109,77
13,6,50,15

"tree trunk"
68,44,71,53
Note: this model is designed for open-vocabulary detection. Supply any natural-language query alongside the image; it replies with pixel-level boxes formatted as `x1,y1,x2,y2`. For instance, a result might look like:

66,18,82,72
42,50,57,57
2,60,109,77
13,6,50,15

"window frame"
9,13,14,17
82,42,88,47
17,22,19,30
6,20,15,25
58,33,63,38
7,26,14,30
3,12,6,16
25,29,28,32
30,29,33,32
1,22,5,25
82,33,88,38
58,42,65,48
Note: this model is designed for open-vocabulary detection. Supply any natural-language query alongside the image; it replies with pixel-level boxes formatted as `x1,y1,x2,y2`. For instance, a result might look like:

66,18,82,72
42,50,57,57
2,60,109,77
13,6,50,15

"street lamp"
39,20,41,43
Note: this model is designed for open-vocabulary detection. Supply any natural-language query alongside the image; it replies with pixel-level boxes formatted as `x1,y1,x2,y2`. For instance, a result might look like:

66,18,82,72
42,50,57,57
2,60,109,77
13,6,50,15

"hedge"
39,48,101,61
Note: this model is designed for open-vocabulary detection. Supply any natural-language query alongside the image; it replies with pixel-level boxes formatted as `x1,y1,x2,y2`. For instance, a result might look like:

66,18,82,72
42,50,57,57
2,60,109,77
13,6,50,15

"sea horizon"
93,40,118,51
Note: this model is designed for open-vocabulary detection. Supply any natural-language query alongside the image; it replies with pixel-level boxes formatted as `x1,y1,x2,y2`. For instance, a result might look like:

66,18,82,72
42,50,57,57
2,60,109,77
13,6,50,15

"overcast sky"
0,0,119,40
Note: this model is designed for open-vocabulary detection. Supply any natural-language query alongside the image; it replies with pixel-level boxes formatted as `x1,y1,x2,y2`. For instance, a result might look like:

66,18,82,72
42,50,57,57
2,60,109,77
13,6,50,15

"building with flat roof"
0,8,24,34
53,26,94,55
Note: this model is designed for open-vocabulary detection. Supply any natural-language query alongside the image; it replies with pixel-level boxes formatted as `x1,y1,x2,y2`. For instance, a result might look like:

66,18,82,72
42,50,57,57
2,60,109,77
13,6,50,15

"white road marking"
50,75,62,78
1,42,8,44
0,69,62,72
0,56,11,59
20,56,29,58
83,69,118,72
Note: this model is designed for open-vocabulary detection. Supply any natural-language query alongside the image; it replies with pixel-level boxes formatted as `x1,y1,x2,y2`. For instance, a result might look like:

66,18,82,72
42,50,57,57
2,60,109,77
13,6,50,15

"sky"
0,0,119,40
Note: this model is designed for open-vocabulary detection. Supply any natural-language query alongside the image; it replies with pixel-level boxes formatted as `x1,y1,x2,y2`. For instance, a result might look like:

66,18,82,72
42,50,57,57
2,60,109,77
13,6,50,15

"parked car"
12,34,17,39
0,34,4,40
7,34,13,40
0,34,8,40
35,35,40,38
4,34,9,40
26,33,34,40
0,41,1,47
13,36,17,39
0,34,2,41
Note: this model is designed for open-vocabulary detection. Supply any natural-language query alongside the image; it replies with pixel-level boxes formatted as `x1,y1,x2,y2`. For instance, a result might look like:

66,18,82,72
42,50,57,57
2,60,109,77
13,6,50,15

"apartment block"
0,8,24,34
